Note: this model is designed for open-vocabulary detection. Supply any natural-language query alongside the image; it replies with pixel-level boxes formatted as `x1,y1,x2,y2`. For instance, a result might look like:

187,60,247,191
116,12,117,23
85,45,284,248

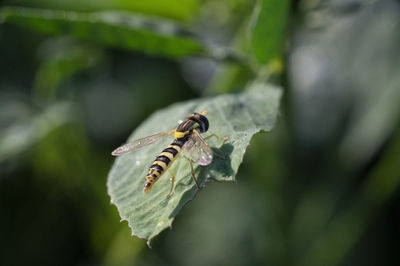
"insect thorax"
176,113,209,133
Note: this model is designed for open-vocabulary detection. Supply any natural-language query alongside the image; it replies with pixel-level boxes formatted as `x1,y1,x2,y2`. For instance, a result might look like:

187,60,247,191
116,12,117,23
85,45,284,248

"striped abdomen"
143,137,187,193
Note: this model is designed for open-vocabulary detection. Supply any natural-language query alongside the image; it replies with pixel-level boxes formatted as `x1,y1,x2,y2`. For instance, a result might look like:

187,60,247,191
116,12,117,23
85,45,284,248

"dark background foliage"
1,0,399,265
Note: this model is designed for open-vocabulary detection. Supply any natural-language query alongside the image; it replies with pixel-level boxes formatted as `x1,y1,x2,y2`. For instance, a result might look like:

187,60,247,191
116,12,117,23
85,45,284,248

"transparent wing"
183,130,213,166
111,130,174,156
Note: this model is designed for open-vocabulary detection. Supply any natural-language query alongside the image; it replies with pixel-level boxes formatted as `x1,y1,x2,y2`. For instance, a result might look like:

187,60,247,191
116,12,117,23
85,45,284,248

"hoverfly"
111,111,227,198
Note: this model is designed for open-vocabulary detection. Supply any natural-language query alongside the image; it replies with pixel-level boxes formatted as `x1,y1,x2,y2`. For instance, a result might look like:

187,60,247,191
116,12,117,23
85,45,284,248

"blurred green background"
1,0,399,265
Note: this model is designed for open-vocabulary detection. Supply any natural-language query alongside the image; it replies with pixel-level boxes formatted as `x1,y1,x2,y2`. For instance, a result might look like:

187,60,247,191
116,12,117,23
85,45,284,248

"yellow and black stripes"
176,112,209,134
143,112,210,194
143,137,188,193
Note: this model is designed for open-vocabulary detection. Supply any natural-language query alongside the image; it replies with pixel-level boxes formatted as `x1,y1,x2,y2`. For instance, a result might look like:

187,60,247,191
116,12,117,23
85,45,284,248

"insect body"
112,111,227,198
144,134,188,194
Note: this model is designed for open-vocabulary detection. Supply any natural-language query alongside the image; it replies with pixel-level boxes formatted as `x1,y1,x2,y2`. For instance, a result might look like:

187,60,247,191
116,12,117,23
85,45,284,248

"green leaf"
107,83,282,244
0,101,74,162
5,0,197,21
249,0,290,65
0,7,206,58
34,40,105,98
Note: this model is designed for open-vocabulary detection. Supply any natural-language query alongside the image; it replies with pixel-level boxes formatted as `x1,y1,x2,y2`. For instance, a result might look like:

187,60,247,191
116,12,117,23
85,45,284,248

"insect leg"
198,110,207,115
166,169,176,198
204,134,228,159
204,133,228,142
189,158,201,190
